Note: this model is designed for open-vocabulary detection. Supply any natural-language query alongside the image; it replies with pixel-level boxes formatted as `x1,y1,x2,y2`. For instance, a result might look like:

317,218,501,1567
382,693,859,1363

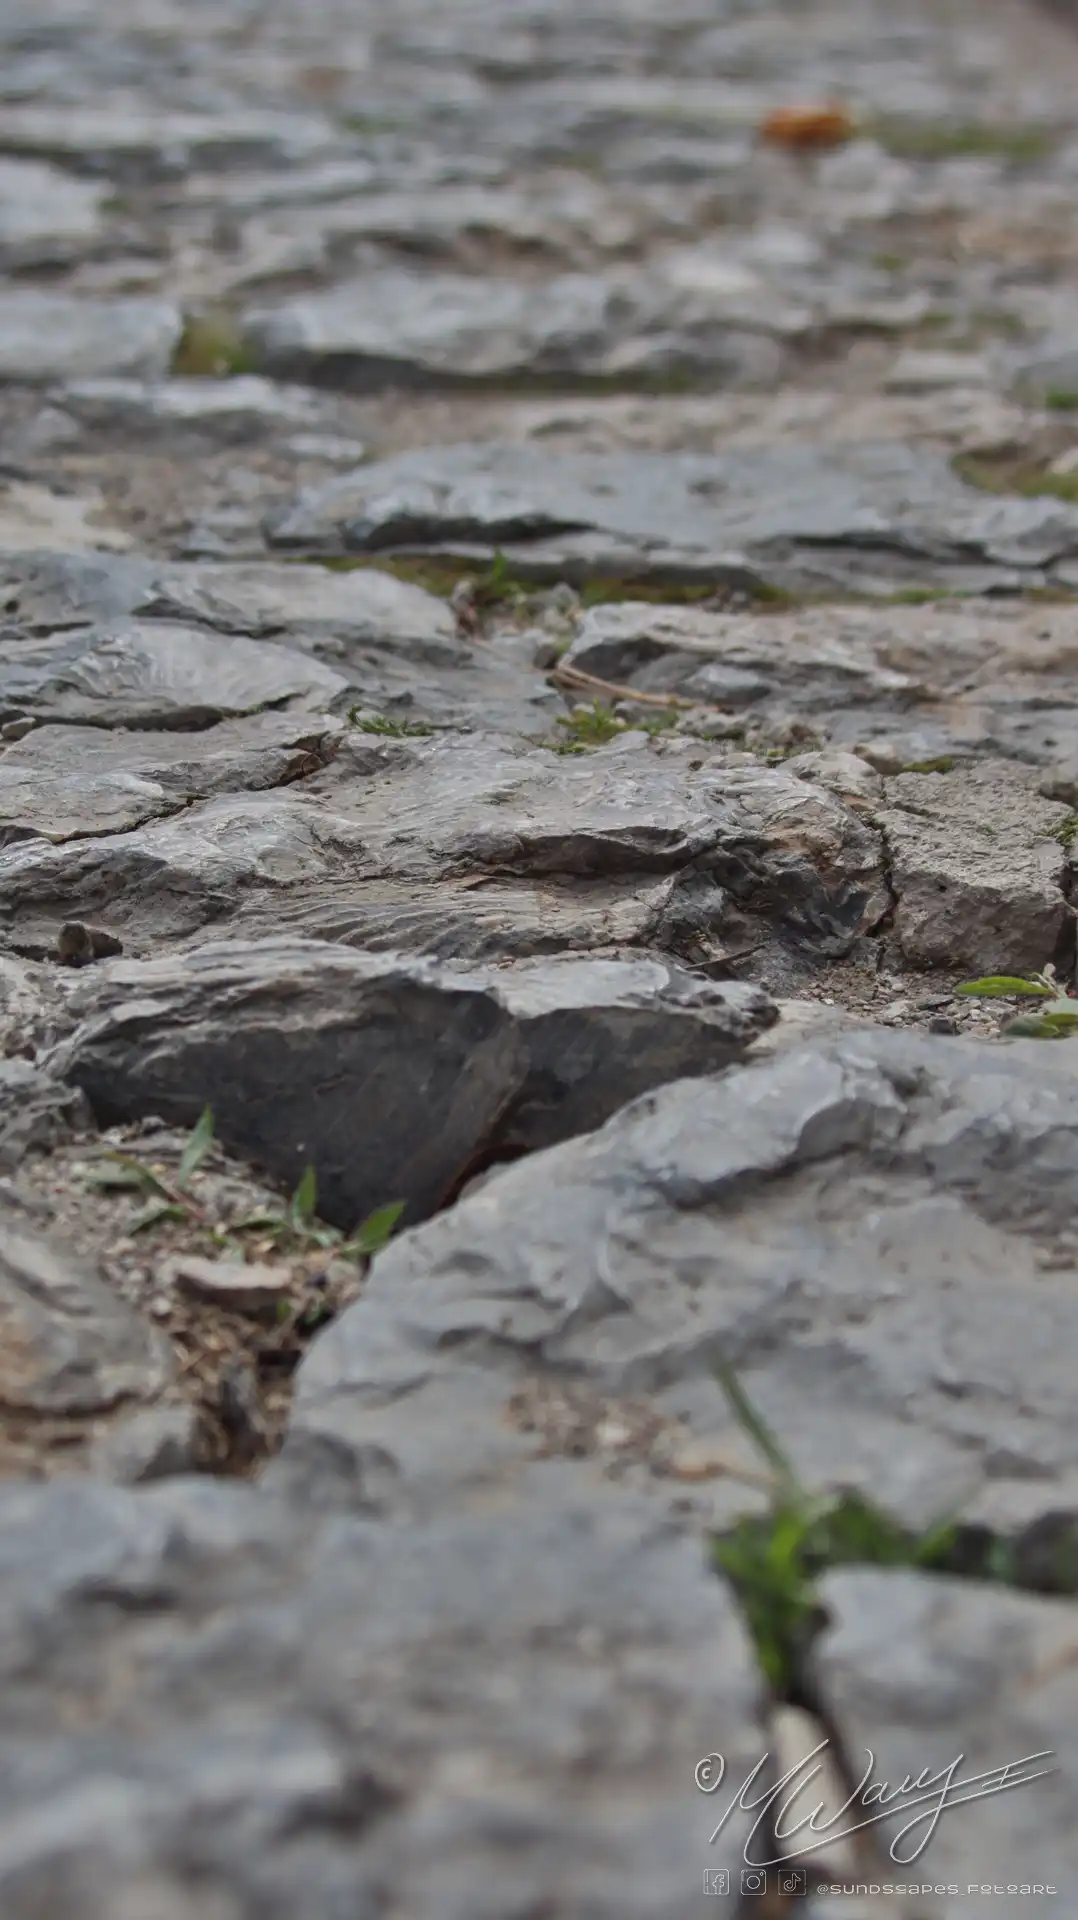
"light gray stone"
0,552,160,634
244,269,633,388
560,600,918,718
264,440,1078,594
105,563,551,736
0,713,342,845
47,936,776,1228
57,376,328,441
0,294,182,383
0,483,129,555
0,1476,763,1917
282,1029,1078,1536
133,560,456,651
0,106,338,175
0,623,346,730
89,1404,199,1484
243,264,792,392
0,158,106,264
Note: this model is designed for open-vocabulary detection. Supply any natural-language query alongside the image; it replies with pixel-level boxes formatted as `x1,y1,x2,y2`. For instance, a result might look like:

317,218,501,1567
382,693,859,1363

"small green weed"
88,1111,405,1253
237,1164,404,1261
900,755,956,774
872,120,1055,165
711,1362,965,1693
1046,389,1078,412
958,964,1078,1039
954,452,1078,505
551,701,625,753
348,710,435,737
88,1105,216,1232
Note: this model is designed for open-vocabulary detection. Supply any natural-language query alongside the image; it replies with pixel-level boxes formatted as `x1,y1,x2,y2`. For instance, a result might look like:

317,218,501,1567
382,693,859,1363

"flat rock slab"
242,264,792,392
0,158,106,264
135,558,458,650
0,622,346,729
0,554,552,736
0,551,457,649
0,713,342,845
0,1476,763,1916
0,730,887,963
0,294,181,384
0,1201,169,1426
47,937,775,1229
554,594,1078,783
561,600,918,719
0,106,338,175
282,1027,1078,1539
57,376,329,441
264,441,1078,594
809,1569,1077,1916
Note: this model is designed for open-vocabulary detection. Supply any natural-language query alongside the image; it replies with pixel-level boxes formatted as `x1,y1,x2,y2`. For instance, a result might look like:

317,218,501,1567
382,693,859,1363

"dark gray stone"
47,937,776,1228
0,1203,169,1420
0,1059,89,1166
879,761,1073,974
0,730,886,963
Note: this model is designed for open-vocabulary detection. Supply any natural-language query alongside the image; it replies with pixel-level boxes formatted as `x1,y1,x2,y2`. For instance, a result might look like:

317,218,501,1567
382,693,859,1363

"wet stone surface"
2,0,1078,1914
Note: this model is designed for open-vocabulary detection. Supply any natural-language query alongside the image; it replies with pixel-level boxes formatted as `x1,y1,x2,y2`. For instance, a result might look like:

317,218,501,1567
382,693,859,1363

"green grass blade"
714,1358,804,1505
177,1105,215,1188
290,1164,318,1231
956,976,1054,998
97,1153,172,1198
345,1199,405,1257
130,1202,188,1234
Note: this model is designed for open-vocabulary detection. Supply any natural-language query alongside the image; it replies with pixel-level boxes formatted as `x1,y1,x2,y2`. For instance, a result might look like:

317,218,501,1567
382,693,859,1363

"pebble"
164,1254,292,1312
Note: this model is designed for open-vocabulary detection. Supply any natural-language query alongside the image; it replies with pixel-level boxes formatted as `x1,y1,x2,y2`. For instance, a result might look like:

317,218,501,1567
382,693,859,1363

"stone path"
2,0,1078,1914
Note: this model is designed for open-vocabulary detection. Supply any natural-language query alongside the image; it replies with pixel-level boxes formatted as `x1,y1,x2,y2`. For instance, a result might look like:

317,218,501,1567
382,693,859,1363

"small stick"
552,662,715,710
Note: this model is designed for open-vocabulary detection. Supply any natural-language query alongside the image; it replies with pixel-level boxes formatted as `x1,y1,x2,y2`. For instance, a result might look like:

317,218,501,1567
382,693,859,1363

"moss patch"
173,314,256,379
872,120,1057,165
954,451,1078,504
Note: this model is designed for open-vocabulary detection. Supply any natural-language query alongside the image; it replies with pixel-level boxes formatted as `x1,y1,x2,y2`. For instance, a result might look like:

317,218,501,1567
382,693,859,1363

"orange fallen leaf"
760,104,856,150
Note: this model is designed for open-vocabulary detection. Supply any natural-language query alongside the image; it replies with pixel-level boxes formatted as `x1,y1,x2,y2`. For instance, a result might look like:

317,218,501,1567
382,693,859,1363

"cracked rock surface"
3,0,1078,1914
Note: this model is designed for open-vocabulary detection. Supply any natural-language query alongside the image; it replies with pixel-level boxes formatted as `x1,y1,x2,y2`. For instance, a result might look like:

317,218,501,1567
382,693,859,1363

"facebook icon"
703,1869,730,1895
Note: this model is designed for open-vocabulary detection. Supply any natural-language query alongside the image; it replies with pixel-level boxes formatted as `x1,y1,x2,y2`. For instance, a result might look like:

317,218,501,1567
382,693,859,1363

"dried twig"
551,661,711,710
